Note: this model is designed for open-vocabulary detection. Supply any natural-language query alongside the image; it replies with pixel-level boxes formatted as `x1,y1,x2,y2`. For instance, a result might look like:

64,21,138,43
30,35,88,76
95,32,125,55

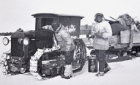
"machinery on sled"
0,13,87,79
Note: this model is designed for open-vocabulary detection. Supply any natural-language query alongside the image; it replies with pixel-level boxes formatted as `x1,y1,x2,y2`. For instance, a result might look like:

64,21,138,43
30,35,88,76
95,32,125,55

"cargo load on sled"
109,14,140,49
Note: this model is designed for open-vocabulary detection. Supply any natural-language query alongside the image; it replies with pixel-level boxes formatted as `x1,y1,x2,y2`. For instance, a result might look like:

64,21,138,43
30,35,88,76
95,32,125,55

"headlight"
2,37,10,46
23,37,29,45
18,38,23,44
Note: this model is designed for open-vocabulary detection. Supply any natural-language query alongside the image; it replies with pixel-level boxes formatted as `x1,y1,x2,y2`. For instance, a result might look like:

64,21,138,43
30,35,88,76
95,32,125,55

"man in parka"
51,21,75,79
91,13,112,76
30,22,75,79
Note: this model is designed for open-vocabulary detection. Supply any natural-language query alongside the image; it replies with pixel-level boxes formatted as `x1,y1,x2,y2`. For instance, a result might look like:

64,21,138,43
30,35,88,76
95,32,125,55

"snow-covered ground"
0,36,140,85
0,58,140,85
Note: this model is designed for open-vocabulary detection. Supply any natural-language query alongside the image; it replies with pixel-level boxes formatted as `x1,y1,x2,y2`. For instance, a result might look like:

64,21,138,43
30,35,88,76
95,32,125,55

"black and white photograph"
0,0,140,85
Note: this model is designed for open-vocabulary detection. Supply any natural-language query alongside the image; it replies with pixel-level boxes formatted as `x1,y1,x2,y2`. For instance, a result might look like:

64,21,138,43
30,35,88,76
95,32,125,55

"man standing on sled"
91,13,112,76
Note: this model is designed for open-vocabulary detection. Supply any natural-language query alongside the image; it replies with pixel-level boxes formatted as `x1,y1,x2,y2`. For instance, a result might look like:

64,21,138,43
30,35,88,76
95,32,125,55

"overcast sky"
0,0,140,32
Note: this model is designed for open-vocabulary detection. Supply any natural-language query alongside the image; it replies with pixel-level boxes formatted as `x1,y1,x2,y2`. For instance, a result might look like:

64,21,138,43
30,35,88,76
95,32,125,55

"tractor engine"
1,29,55,74
1,31,37,74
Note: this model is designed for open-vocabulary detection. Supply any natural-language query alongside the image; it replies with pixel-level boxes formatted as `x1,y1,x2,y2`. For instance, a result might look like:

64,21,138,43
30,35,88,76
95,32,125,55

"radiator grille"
11,38,24,57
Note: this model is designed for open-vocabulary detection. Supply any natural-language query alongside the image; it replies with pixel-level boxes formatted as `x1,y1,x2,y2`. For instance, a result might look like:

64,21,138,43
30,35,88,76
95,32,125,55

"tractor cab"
32,13,83,37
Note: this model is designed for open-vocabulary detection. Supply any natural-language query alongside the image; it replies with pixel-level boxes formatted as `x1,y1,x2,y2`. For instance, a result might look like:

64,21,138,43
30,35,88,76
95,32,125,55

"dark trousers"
61,50,74,65
95,50,108,72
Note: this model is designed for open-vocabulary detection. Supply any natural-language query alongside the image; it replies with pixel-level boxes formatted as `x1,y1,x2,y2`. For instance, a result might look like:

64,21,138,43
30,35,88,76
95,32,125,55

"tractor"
0,13,87,79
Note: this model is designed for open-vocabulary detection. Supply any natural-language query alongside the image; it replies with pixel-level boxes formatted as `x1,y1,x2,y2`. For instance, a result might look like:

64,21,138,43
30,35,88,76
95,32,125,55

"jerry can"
88,51,98,72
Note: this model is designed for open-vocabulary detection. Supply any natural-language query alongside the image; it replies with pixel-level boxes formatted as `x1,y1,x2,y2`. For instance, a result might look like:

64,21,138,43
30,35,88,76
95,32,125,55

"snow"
0,36,140,85
0,59,140,85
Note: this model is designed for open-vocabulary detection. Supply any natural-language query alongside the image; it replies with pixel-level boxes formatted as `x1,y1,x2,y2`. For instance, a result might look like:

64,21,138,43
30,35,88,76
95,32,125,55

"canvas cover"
109,21,127,35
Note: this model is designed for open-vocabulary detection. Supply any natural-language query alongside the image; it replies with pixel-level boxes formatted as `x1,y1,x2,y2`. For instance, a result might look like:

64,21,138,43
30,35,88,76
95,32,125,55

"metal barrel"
88,55,98,73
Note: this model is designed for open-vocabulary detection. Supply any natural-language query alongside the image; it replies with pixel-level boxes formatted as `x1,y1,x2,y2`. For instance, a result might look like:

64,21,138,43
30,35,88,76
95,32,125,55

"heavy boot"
95,72,104,77
104,66,111,73
61,64,73,79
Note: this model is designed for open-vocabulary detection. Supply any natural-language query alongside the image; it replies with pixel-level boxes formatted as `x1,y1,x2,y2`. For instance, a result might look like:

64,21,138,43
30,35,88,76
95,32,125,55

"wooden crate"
120,30,140,43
